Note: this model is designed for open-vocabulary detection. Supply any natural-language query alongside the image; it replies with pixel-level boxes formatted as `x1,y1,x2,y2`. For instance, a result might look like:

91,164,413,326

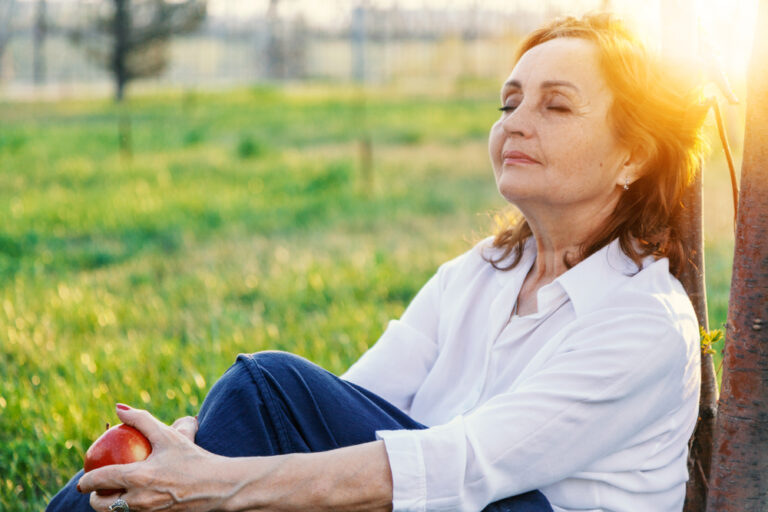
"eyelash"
498,104,571,113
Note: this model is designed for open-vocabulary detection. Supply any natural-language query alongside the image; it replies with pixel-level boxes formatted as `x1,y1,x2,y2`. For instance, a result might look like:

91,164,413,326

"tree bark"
706,1,768,509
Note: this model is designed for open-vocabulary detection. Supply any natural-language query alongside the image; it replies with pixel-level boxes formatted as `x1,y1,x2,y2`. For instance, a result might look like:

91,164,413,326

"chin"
498,191,534,209
495,176,537,205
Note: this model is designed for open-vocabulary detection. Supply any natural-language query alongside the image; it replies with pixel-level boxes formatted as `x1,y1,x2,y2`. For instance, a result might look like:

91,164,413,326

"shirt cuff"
377,429,427,512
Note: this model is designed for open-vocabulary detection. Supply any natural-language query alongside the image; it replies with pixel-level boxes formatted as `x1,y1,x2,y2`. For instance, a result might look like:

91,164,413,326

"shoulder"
434,236,491,276
560,240,698,336
576,256,700,369
434,236,520,287
614,257,698,333
557,242,700,366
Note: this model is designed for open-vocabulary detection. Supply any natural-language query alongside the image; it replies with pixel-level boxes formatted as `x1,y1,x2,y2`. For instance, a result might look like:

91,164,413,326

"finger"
115,403,169,446
78,461,136,494
171,415,198,442
90,491,123,512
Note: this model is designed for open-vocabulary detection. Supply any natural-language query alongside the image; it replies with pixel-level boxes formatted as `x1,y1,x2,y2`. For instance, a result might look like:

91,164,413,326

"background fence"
0,0,755,100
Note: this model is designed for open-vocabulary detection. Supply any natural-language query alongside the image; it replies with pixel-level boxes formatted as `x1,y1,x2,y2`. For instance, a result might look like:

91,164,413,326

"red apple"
83,423,152,496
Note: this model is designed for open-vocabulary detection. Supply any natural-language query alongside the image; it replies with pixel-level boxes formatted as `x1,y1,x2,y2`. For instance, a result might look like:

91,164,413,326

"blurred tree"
351,0,372,193
0,0,15,69
262,0,304,81
33,0,46,84
265,0,282,79
70,0,207,102
351,0,367,83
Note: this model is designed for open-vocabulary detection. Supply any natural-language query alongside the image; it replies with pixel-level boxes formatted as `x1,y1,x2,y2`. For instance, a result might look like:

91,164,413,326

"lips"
502,150,540,165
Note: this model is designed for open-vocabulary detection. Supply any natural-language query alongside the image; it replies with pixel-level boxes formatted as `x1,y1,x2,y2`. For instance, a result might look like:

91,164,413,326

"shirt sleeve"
341,265,443,414
376,311,700,511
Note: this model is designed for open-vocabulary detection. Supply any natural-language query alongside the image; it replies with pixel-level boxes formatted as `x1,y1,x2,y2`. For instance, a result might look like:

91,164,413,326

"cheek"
545,142,622,196
488,121,504,162
546,127,612,171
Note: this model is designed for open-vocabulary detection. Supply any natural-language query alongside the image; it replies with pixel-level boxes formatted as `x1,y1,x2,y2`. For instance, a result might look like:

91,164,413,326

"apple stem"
106,422,110,431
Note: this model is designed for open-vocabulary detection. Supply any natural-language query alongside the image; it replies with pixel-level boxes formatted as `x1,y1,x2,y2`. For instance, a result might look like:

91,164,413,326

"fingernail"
116,403,131,411
76,483,82,493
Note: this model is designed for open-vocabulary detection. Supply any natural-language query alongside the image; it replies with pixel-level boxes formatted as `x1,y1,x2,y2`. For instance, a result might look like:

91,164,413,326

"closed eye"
547,105,570,113
498,105,517,113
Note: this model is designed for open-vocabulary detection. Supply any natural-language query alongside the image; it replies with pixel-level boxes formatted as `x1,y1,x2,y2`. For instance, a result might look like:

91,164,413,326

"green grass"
0,84,735,510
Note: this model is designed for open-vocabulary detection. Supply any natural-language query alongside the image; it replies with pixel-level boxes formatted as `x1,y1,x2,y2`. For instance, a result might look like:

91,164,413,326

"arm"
342,266,444,413
79,406,395,512
377,311,701,511
222,442,393,512
344,241,489,412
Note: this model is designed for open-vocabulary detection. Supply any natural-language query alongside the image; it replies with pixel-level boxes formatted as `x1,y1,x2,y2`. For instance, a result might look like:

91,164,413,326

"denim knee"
200,351,302,412
242,351,312,374
204,358,252,398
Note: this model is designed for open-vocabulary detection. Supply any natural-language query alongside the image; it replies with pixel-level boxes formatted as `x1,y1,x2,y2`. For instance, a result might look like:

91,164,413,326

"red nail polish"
116,403,131,411
76,484,82,493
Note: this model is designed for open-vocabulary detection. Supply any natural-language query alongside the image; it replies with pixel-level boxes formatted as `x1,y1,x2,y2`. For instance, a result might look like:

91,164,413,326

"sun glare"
598,0,757,98
694,0,758,81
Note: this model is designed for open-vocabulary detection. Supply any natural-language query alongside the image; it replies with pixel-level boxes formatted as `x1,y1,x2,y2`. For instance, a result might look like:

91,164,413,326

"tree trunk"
0,0,16,65
706,1,768,509
33,0,46,85
265,0,282,80
351,2,367,83
116,77,126,103
113,0,130,103
680,169,719,512
118,108,132,159
661,2,720,508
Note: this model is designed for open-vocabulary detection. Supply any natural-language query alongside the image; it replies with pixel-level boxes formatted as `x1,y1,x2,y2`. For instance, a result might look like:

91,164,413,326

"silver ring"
108,497,130,512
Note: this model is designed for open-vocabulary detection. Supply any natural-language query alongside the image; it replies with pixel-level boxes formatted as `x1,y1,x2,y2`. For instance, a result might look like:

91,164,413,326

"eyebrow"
503,79,580,92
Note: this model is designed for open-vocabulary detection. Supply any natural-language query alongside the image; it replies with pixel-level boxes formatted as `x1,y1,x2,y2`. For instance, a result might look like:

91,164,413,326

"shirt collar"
492,237,644,317
555,238,644,316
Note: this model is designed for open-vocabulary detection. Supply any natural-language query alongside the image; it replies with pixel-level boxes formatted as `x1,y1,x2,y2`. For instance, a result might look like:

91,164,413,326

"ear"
615,145,648,188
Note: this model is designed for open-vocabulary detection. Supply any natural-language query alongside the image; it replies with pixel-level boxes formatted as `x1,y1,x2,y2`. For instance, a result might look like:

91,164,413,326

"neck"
520,197,618,286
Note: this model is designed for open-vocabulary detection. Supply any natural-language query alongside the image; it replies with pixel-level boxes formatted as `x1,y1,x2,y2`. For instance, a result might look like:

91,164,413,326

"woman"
49,13,705,512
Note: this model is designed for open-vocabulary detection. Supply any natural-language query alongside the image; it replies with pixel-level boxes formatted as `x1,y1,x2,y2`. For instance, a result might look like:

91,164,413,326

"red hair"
488,13,708,277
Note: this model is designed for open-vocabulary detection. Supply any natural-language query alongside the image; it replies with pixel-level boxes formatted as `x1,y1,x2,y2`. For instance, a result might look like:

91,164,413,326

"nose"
500,103,534,138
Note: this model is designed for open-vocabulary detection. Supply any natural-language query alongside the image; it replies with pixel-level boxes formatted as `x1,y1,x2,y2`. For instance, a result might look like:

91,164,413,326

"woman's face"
489,37,635,214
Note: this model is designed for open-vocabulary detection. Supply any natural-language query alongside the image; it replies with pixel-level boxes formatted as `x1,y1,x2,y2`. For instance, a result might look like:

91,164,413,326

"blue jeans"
48,351,552,511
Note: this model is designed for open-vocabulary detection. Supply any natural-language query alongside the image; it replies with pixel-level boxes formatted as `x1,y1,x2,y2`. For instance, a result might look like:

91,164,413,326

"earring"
623,177,630,191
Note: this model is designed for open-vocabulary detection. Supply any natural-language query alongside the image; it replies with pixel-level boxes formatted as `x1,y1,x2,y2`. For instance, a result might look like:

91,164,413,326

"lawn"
0,84,735,510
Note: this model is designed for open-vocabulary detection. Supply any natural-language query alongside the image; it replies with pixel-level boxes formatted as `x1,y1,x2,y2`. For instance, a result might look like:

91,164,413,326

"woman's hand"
78,405,394,511
170,414,198,443
77,405,234,512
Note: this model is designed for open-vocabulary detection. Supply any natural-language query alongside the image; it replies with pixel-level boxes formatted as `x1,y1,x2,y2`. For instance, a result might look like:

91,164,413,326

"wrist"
217,454,289,512
206,454,253,512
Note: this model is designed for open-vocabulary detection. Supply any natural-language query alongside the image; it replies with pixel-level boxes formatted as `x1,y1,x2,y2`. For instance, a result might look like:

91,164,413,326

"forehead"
503,37,608,96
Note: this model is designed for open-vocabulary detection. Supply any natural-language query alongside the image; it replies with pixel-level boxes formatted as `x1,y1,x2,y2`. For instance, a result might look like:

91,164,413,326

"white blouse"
342,237,701,512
